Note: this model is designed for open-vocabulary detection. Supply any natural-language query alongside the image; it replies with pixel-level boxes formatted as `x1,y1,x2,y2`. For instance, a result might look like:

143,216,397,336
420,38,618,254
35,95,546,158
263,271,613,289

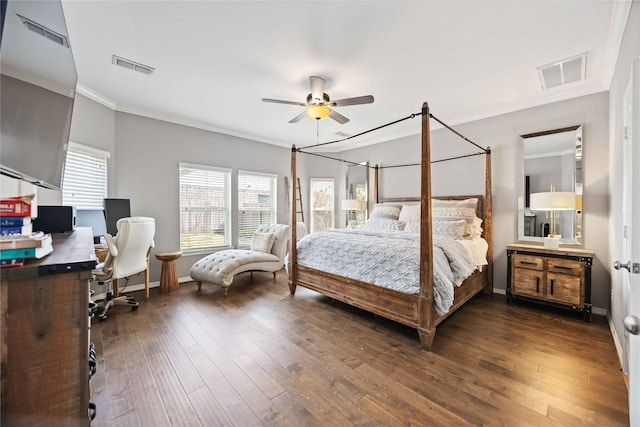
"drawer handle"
536,277,540,292
554,265,573,270
521,261,537,265
550,279,554,295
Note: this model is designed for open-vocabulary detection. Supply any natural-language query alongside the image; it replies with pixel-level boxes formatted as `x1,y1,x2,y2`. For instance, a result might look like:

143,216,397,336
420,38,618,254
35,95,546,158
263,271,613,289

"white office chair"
92,217,155,321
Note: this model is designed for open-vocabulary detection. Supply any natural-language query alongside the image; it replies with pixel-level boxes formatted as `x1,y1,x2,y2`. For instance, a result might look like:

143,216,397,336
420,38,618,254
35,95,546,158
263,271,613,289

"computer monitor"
76,209,107,244
104,198,131,236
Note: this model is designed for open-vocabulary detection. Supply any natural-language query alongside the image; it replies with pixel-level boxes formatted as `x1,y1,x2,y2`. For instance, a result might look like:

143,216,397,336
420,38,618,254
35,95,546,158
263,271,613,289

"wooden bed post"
374,164,379,204
289,145,298,295
484,148,493,294
418,102,436,349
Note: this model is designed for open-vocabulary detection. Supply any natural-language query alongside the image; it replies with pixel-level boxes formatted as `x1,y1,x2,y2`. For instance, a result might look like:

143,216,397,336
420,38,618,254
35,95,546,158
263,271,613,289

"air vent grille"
111,55,155,76
537,53,587,90
17,14,69,48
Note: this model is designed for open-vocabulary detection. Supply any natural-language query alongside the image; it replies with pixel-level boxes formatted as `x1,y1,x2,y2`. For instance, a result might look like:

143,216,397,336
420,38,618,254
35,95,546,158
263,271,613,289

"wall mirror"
345,161,368,227
517,125,583,245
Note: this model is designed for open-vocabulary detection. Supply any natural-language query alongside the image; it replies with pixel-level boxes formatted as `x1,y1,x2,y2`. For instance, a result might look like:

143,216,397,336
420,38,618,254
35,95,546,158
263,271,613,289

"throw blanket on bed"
294,229,476,315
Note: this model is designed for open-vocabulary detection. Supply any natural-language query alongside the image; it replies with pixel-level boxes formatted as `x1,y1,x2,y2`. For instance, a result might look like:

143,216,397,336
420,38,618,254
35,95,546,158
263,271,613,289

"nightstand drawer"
546,272,582,305
547,258,583,276
513,268,545,298
512,254,544,270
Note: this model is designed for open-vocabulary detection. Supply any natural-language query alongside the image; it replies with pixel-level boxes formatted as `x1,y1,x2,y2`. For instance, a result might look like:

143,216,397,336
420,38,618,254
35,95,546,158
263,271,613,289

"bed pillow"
364,218,405,232
433,219,466,239
370,204,401,220
251,232,275,253
432,198,482,238
404,221,420,233
403,219,466,239
398,204,421,223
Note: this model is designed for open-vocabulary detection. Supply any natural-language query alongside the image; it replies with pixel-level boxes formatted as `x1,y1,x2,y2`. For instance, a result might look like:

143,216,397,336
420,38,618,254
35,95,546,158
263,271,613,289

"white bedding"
292,228,487,315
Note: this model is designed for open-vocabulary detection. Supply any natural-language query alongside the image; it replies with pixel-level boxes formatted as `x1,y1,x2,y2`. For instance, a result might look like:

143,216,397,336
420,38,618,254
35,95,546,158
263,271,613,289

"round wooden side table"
155,251,182,293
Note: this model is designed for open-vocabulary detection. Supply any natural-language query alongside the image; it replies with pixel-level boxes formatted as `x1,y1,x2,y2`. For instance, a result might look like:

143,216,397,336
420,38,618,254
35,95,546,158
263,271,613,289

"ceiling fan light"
306,105,331,120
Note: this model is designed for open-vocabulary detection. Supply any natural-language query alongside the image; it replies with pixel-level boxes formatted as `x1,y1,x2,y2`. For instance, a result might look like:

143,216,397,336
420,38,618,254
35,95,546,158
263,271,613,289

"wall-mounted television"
0,0,77,190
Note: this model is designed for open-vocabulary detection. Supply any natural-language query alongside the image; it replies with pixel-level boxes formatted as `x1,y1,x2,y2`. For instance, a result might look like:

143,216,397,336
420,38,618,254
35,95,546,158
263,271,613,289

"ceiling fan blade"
329,109,349,124
262,98,306,107
309,76,325,103
288,111,308,123
330,95,374,107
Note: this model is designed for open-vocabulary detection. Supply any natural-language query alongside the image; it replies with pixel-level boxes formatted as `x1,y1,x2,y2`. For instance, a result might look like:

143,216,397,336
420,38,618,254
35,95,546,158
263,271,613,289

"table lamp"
529,191,576,249
342,199,367,228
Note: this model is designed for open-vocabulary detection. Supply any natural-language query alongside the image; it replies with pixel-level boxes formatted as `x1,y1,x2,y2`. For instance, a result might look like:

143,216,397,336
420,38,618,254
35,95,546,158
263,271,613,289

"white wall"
113,112,299,281
340,92,611,311
608,1,640,373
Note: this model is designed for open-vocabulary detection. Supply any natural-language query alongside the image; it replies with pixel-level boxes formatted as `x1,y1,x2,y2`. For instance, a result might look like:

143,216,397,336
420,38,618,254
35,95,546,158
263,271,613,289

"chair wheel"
98,314,107,321
132,305,139,311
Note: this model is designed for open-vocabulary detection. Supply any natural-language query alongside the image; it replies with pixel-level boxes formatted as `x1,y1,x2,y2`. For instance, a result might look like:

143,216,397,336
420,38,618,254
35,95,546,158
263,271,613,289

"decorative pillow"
364,218,405,231
370,204,401,220
432,198,482,238
403,219,466,239
433,219,466,239
398,204,421,223
251,232,275,254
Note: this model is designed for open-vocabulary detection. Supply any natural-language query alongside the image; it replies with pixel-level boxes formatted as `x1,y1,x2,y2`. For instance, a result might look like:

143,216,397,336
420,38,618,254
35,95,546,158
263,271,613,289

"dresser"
1,228,97,426
506,243,594,321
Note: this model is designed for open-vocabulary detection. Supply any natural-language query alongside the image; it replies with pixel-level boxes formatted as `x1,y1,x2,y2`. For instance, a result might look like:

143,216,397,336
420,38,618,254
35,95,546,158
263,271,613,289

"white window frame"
61,141,109,210
179,162,232,253
310,178,335,233
237,170,278,248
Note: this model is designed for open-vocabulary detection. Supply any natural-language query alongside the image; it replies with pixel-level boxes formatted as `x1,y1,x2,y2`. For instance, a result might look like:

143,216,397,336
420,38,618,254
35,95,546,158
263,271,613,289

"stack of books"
0,194,53,268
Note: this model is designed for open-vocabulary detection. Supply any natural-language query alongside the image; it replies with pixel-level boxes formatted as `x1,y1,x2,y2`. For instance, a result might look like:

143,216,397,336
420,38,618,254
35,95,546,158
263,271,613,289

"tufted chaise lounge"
190,224,289,295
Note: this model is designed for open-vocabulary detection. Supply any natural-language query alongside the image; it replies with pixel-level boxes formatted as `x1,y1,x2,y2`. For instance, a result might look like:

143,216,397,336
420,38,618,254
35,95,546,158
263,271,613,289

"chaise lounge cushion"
190,249,280,287
190,223,290,289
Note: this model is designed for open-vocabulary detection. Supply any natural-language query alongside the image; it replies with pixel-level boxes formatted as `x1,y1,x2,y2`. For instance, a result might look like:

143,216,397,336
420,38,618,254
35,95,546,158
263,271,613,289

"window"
62,142,109,209
310,178,334,233
179,163,231,251
237,170,277,248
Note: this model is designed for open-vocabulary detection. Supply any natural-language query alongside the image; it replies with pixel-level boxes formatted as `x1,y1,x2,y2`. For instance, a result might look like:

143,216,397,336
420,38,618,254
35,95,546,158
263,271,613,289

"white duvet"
293,228,487,315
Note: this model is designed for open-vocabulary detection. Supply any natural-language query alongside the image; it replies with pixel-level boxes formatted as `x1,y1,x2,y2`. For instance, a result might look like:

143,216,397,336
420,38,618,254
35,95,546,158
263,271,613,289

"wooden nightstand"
506,243,594,321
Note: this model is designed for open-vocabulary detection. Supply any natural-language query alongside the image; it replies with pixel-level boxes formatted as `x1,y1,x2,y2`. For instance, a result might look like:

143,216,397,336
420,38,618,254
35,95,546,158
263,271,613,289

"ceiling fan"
262,76,374,124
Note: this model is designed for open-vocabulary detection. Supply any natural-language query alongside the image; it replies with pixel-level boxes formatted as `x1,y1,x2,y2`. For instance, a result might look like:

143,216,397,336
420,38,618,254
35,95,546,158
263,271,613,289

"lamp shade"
306,105,331,120
342,199,367,211
529,192,576,211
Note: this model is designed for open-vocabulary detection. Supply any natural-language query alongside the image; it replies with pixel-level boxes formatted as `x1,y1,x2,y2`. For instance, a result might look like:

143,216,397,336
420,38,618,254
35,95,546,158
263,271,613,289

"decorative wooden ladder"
285,176,304,223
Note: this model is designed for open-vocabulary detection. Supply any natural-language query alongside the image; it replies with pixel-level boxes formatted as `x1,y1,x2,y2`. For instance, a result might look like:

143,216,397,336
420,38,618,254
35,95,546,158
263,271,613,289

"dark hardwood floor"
89,271,629,426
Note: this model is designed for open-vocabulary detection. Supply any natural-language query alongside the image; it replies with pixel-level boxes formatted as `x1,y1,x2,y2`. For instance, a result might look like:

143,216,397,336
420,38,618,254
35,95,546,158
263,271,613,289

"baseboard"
492,288,506,295
92,276,193,300
608,311,628,376
592,307,608,316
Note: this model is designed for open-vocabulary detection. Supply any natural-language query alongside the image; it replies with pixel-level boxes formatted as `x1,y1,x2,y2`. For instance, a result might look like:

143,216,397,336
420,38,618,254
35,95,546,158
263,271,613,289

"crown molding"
601,0,633,89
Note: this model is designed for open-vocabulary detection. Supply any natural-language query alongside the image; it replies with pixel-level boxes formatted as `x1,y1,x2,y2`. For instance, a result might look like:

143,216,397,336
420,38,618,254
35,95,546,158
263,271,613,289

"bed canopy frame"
288,102,493,350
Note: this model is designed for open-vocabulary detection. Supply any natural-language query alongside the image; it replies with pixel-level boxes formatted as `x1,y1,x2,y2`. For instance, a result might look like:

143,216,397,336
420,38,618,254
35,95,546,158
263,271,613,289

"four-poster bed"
288,102,493,350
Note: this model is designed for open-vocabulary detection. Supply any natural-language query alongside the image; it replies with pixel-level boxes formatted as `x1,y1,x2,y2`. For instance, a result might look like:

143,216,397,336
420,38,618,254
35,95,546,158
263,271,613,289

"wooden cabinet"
1,228,97,426
506,243,593,321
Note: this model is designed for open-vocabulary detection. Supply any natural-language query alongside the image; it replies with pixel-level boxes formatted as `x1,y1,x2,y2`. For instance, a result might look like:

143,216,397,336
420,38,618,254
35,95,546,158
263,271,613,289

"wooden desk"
155,251,182,293
1,227,96,426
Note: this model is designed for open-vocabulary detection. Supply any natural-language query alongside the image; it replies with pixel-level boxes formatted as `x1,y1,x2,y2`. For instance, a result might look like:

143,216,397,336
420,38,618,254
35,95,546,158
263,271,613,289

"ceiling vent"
537,52,587,90
111,55,155,76
17,14,69,48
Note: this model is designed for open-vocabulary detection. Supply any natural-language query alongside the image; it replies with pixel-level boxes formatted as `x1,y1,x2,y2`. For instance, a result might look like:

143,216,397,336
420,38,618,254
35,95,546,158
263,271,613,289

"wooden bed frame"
288,102,493,350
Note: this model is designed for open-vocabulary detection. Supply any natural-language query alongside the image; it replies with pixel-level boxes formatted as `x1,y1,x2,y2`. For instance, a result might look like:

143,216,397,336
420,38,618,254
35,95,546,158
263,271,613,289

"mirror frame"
517,125,583,245
345,161,369,227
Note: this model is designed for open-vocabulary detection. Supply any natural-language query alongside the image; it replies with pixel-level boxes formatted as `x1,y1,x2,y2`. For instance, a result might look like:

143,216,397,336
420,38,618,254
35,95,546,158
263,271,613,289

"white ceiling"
59,1,630,151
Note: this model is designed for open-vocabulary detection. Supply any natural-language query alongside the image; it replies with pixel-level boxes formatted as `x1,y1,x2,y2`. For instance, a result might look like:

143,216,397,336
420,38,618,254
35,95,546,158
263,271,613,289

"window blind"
62,142,109,210
310,178,334,233
179,163,231,251
238,171,277,248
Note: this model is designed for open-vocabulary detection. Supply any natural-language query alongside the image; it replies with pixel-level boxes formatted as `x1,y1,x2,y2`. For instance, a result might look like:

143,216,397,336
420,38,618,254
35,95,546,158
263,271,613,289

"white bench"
190,224,289,295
